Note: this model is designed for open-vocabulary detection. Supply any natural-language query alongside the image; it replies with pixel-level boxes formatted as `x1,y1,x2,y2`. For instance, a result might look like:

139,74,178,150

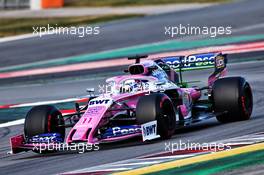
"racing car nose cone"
72,128,89,141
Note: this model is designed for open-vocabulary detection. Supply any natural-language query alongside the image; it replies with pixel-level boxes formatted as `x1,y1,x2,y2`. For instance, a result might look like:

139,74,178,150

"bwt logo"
89,99,110,106
143,124,156,137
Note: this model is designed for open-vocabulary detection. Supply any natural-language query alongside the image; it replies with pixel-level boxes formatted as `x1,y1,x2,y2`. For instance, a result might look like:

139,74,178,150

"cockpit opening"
128,64,145,75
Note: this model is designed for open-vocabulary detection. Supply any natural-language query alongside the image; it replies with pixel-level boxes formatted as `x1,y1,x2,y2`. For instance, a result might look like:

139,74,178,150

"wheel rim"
161,100,176,131
242,84,253,117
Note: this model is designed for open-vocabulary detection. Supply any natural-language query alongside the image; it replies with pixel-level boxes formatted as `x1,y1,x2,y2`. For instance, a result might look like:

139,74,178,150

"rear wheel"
213,77,253,123
136,93,176,139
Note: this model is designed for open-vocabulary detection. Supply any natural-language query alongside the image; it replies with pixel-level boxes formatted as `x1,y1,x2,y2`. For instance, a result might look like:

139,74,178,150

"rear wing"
161,52,228,87
162,52,227,72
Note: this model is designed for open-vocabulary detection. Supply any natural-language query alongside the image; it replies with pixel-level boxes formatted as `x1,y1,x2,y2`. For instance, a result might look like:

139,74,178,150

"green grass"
64,0,230,7
0,14,143,37
148,149,264,175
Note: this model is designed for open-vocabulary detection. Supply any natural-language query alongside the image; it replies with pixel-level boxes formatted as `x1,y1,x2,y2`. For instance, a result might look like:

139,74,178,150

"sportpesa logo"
164,54,215,69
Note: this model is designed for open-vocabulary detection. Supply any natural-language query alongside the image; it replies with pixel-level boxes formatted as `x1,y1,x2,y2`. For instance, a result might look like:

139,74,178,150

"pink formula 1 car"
10,53,253,154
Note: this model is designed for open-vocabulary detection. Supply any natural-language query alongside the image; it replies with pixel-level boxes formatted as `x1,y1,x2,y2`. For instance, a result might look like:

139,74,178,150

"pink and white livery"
10,53,253,154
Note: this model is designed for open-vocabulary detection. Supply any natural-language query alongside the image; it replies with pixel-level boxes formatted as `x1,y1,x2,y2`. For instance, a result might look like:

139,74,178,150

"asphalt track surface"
0,0,264,174
0,0,264,67
0,60,264,175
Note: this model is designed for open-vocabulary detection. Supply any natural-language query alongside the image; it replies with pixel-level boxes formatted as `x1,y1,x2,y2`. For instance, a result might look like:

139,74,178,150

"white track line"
0,31,55,43
0,34,36,43
0,97,88,109
0,97,88,128
138,154,199,160
110,161,162,167
64,167,132,174
0,119,24,128
11,98,83,108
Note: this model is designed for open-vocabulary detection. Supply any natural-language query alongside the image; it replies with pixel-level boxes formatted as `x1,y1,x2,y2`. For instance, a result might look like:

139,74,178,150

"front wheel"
24,105,65,153
136,93,176,139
